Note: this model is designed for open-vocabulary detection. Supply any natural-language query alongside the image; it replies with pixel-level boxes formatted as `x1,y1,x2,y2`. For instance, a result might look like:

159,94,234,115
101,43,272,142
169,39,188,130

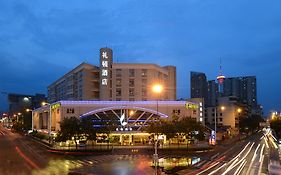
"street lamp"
214,106,225,145
26,109,34,131
152,84,163,174
41,102,52,143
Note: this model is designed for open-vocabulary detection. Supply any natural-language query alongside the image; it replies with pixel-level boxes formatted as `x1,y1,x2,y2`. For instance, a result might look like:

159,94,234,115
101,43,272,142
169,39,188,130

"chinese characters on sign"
101,51,109,85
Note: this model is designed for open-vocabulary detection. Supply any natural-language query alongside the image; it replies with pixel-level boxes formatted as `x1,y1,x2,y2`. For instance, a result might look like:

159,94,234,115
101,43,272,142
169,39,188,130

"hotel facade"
35,48,204,145
48,48,176,103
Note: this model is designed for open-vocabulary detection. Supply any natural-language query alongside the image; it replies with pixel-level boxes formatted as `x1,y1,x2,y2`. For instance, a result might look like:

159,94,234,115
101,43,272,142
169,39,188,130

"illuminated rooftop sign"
185,102,199,109
51,103,61,110
101,50,109,86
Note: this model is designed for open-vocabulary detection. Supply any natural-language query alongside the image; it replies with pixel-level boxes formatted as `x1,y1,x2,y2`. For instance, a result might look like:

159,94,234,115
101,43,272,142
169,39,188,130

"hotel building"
48,48,176,103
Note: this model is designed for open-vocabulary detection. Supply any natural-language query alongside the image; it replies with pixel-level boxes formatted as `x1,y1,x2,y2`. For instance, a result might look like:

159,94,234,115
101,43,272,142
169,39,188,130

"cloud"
1,0,281,113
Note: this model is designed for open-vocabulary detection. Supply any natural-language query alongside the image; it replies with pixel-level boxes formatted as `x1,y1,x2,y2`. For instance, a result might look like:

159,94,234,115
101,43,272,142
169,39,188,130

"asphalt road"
185,130,281,175
0,125,84,175
2,124,280,175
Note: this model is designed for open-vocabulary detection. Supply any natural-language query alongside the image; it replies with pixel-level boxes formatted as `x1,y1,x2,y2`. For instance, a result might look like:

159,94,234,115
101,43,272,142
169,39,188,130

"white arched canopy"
80,105,168,131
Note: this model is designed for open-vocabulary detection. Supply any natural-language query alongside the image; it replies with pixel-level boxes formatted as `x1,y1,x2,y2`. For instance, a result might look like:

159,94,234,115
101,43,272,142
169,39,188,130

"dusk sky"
1,0,281,115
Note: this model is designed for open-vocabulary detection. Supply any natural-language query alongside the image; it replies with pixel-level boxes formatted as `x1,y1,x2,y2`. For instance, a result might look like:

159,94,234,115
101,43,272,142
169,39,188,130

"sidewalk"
28,135,213,155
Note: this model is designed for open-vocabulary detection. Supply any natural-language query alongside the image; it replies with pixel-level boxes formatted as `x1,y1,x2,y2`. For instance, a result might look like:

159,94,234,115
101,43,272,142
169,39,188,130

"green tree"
270,118,281,138
55,117,81,149
239,114,264,134
80,117,97,145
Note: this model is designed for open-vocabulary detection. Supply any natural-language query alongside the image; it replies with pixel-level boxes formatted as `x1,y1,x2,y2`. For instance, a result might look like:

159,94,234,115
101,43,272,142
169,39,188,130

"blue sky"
1,0,281,115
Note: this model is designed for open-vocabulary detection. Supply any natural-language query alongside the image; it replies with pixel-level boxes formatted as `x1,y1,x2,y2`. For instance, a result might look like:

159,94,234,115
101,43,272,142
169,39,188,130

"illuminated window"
129,88,134,96
116,89,121,96
116,79,121,87
129,79,134,87
141,69,147,77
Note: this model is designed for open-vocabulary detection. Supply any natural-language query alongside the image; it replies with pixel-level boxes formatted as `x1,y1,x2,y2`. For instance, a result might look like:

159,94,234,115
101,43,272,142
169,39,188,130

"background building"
48,48,176,102
190,71,208,103
7,93,46,129
8,93,46,115
207,80,218,107
224,76,257,109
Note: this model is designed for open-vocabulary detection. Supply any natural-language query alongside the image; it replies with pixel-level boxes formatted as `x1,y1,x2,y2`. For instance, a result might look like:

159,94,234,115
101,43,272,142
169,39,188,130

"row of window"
116,69,147,77
116,79,148,87
116,89,147,96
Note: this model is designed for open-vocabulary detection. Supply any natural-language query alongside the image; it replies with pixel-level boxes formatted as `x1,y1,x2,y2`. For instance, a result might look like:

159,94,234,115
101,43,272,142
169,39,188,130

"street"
1,124,281,175
185,130,281,175
0,125,199,175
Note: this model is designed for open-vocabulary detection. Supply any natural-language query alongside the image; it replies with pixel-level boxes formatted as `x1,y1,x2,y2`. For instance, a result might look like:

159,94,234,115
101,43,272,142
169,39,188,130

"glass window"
142,79,147,87
129,88,134,96
116,69,122,77
141,69,147,77
129,79,134,87
129,69,135,77
116,89,121,96
116,79,121,87
142,89,147,96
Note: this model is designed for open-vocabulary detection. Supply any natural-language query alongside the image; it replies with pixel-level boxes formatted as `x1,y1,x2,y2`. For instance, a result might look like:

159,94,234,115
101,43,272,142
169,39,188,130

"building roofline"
48,62,98,88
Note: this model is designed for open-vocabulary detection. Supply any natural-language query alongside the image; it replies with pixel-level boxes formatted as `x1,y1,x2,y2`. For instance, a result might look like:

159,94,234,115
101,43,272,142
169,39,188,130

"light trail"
222,158,238,174
222,142,255,175
195,162,220,175
209,142,250,175
15,146,40,170
208,163,227,175
270,133,277,142
258,155,264,175
234,159,246,175
269,137,278,149
264,136,269,148
246,144,260,175
259,144,265,163
251,144,261,162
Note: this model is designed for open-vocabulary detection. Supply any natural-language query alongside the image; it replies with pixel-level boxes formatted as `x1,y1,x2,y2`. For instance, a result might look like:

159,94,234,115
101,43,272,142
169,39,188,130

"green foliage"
239,114,264,133
30,130,48,140
144,116,206,142
55,117,81,148
80,117,97,141
270,118,281,138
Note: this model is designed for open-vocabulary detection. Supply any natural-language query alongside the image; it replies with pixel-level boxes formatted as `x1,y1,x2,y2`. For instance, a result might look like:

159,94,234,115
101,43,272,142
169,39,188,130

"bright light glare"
152,84,163,93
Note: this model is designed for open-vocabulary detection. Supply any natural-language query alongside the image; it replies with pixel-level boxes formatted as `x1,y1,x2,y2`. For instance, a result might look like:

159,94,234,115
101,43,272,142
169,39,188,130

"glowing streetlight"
41,102,50,106
152,84,163,174
152,84,163,94
237,108,242,113
213,105,226,145
26,109,32,112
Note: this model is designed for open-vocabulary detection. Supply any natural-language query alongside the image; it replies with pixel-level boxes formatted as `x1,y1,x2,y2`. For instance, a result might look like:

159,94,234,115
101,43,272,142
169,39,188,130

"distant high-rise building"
207,80,218,107
223,76,257,108
190,71,208,104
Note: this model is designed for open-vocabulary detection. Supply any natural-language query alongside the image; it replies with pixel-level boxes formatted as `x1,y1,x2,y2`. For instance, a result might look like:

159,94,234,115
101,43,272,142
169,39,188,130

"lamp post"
237,108,242,134
26,109,33,131
152,84,163,174
42,102,52,143
214,106,225,145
